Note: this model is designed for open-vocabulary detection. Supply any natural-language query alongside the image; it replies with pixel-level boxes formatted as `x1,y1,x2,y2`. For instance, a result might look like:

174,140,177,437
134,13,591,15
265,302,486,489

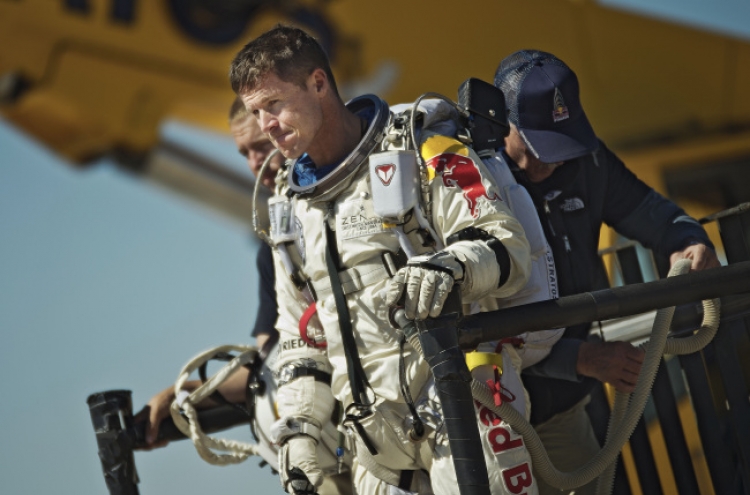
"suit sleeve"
272,244,335,432
421,133,531,301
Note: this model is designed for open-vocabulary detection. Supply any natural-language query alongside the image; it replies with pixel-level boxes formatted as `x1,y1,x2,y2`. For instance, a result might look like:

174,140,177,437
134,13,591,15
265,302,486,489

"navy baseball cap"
494,50,598,163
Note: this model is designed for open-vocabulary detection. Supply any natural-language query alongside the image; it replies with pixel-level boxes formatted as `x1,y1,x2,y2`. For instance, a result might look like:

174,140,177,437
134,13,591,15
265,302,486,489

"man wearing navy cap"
494,50,720,494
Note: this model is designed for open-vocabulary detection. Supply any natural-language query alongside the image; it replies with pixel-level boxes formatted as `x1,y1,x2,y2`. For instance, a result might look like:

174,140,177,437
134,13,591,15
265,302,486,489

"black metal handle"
459,261,750,350
87,390,252,495
87,390,141,495
130,403,251,447
416,288,492,495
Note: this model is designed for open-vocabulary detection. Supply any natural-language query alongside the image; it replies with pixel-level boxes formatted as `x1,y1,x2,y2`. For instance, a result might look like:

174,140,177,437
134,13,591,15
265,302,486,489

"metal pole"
416,289,492,495
458,261,750,350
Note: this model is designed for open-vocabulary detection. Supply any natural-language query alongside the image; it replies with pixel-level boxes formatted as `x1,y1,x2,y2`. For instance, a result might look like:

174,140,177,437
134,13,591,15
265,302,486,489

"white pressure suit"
269,94,539,495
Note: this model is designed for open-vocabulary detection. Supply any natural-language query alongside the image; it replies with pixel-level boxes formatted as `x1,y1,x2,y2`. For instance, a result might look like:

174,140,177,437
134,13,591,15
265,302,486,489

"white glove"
385,251,464,320
278,435,322,495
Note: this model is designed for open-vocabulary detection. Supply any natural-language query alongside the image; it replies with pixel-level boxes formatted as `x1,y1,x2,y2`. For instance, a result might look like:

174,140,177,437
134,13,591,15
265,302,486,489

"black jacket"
251,241,279,339
507,140,712,425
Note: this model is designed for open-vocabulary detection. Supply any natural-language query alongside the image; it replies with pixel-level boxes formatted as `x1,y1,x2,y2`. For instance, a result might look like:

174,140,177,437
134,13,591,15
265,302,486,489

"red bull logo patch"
422,135,500,218
552,87,569,123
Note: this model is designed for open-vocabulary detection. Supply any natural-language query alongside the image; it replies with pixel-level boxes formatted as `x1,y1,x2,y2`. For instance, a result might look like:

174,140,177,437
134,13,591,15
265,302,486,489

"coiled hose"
407,259,720,492
251,148,281,245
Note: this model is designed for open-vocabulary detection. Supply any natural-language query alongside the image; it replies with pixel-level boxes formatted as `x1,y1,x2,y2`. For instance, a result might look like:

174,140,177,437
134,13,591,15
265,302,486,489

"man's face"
504,126,564,183
240,71,324,160
231,116,283,190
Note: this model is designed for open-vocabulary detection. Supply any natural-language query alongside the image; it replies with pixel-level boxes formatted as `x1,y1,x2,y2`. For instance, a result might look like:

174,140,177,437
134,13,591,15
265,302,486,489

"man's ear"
308,68,328,96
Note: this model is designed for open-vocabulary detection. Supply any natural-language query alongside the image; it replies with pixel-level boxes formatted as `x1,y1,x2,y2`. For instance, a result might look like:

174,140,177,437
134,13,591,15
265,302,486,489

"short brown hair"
229,24,338,96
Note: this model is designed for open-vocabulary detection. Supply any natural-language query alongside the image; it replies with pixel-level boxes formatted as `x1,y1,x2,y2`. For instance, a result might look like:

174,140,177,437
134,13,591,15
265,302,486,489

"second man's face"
231,116,282,190
504,126,564,183
240,71,324,160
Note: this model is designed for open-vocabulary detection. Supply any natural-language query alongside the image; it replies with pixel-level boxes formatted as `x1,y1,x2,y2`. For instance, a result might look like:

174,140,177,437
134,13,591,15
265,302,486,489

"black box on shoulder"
457,78,510,154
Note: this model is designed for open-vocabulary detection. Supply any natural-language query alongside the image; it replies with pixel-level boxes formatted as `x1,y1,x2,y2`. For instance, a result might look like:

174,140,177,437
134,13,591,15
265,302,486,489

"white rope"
169,344,261,465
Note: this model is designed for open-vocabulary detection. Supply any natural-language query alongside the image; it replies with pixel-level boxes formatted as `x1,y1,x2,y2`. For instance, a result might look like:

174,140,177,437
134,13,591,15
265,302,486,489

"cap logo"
552,87,569,123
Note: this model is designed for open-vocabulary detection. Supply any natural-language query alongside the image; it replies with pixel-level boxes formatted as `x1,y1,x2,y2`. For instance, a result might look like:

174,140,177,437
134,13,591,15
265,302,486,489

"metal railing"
591,203,750,495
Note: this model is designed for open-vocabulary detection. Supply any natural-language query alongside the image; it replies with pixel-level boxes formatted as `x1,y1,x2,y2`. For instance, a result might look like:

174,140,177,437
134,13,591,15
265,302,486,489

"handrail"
458,261,750,350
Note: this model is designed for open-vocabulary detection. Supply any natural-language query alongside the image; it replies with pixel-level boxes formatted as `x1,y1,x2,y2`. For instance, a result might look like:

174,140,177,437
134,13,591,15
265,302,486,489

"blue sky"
0,120,283,494
601,0,750,41
1,2,749,495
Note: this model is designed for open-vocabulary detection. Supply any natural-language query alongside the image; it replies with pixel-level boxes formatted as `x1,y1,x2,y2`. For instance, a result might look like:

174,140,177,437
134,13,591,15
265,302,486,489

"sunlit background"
2,1,750,494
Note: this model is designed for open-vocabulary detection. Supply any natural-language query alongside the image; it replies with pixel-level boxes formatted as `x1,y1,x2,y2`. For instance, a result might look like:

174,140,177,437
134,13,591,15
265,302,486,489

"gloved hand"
385,251,464,320
278,435,322,495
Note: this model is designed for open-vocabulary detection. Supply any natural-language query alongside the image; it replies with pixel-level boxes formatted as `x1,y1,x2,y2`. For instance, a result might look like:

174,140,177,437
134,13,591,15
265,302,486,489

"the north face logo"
375,164,395,186
560,197,585,212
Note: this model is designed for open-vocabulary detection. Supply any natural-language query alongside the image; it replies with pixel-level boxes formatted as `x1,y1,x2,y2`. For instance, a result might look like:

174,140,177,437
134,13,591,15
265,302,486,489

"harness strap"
323,222,372,407
353,433,416,489
312,250,406,299
277,364,332,387
354,439,401,485
399,470,416,491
